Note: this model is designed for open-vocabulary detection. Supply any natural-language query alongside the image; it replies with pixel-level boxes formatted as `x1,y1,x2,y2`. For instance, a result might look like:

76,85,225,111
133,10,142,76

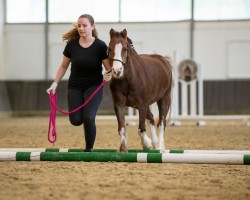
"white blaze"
112,43,124,77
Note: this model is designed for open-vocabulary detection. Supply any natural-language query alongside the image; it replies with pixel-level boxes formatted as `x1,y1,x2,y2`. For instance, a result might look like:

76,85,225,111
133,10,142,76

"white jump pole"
161,153,249,165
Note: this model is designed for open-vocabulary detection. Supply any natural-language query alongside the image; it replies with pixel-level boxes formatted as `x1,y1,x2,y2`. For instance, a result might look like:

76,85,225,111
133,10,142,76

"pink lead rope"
48,80,106,144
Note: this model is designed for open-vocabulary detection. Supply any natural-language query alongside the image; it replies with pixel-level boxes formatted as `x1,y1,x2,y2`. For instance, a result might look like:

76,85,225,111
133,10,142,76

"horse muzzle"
112,68,124,78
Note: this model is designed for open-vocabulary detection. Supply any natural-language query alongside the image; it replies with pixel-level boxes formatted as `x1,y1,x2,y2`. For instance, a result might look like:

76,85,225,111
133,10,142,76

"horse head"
108,28,129,79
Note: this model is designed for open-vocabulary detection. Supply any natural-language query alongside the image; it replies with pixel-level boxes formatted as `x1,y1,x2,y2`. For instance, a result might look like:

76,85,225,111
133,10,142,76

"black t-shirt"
63,37,108,90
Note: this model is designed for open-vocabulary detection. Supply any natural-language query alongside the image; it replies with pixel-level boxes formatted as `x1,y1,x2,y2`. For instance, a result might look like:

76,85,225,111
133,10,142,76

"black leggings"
67,86,103,150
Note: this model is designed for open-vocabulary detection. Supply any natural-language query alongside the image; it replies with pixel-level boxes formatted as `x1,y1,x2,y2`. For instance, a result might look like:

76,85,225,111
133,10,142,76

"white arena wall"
1,20,250,81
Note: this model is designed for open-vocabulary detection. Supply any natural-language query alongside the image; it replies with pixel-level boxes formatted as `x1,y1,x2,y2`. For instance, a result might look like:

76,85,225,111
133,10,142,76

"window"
194,0,250,20
6,0,45,23
48,0,119,23
120,0,191,22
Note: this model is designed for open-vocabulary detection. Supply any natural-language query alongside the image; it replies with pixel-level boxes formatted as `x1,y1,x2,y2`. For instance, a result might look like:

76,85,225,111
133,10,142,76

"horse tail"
162,55,174,125
163,56,174,69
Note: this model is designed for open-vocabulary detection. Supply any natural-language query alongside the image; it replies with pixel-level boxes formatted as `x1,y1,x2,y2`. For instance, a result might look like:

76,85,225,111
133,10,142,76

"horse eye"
122,47,128,52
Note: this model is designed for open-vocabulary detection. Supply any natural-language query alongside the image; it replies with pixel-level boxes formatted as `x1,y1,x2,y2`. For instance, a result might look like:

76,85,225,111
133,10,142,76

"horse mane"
127,37,135,49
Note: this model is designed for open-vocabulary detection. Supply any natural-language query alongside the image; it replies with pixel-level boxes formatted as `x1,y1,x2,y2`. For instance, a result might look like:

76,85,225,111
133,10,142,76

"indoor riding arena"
0,1,250,200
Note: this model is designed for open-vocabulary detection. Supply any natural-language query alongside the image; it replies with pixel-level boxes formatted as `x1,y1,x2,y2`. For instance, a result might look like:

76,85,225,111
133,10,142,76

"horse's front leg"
138,106,152,150
114,104,127,152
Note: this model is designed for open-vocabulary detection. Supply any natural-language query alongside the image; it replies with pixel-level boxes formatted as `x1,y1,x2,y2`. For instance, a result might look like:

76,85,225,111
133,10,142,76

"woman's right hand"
46,82,58,94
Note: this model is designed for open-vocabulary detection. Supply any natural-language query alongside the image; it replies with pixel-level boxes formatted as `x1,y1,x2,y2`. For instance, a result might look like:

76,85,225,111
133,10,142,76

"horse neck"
127,48,144,70
126,48,144,80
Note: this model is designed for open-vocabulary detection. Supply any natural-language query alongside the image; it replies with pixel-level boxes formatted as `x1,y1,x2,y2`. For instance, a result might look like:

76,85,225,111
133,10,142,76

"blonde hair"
63,14,98,42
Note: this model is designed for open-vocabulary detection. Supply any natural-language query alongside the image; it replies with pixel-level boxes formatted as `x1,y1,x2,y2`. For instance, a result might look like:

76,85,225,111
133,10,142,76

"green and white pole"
0,152,250,165
0,148,250,155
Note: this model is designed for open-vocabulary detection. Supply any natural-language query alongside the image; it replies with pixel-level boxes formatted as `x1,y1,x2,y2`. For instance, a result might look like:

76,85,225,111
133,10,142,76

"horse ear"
121,29,127,38
110,28,115,37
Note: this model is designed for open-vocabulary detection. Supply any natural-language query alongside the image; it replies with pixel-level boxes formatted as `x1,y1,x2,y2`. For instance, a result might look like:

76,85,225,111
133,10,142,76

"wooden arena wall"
0,80,250,115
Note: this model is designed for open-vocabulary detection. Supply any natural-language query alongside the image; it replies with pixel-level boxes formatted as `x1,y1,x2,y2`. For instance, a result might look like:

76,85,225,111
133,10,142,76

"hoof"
152,142,159,150
143,145,152,150
119,144,128,152
159,142,165,151
142,138,152,150
139,131,152,150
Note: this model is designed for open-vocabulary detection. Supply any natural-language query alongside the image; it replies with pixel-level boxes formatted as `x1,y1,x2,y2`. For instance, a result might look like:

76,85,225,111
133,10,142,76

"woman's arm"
102,58,111,71
46,56,70,94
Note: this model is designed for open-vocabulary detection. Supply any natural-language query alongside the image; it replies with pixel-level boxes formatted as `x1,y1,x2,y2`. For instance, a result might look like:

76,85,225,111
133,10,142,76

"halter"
109,57,128,67
109,44,130,67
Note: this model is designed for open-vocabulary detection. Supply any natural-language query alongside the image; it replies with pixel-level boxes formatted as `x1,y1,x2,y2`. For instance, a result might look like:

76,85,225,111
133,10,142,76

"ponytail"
63,24,79,42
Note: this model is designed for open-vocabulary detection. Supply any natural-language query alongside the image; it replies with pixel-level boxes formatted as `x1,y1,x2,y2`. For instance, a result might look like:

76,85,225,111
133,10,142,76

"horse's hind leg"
157,90,171,151
146,107,158,149
156,102,166,151
138,106,152,150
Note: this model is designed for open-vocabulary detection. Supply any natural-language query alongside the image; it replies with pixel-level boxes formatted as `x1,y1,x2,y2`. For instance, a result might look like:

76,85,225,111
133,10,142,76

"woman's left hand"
103,69,112,81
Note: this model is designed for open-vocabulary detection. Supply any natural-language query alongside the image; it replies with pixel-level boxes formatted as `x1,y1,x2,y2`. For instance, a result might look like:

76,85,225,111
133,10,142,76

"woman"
46,14,112,152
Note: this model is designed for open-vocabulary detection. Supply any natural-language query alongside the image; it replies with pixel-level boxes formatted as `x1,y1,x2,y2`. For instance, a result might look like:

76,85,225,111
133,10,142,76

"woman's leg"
68,89,84,126
82,86,103,150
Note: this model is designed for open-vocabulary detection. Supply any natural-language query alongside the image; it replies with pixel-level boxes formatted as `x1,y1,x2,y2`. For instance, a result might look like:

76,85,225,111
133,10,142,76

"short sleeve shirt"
63,38,108,90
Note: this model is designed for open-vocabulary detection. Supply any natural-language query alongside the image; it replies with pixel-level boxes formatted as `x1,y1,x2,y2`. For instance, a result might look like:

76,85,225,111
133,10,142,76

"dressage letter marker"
0,151,250,165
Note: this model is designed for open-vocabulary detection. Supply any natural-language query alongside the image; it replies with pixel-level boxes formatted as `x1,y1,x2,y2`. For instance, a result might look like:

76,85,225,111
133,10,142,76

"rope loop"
47,81,106,144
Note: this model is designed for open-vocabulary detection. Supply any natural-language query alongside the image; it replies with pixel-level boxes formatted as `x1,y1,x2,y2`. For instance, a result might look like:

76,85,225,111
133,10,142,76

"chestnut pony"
108,29,173,152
